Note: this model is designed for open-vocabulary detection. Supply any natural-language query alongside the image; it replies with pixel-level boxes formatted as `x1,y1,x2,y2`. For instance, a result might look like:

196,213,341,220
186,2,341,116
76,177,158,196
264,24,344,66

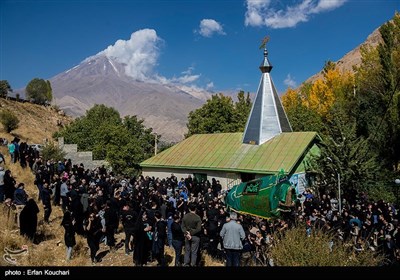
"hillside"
304,26,382,84
0,98,72,144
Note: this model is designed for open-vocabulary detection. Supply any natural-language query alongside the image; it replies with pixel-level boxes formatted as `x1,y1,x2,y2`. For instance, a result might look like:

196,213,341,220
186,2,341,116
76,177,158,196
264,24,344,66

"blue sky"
0,0,398,95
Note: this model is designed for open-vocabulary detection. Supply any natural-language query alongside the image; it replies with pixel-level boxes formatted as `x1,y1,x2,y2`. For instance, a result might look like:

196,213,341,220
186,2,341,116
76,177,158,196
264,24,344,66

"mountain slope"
0,98,72,144
304,27,382,84
50,54,205,143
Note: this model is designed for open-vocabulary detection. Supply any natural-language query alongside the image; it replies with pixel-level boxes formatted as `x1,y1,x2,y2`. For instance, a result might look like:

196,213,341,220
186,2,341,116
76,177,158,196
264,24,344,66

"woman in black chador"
61,211,76,260
133,210,153,266
84,212,102,264
19,198,39,241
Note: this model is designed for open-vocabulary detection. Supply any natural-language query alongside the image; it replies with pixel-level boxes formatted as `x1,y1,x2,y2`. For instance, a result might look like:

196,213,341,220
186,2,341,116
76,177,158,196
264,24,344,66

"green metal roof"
141,132,318,174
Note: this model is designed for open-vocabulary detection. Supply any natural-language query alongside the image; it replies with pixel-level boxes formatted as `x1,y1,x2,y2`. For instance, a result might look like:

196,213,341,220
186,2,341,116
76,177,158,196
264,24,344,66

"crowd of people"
1,138,399,267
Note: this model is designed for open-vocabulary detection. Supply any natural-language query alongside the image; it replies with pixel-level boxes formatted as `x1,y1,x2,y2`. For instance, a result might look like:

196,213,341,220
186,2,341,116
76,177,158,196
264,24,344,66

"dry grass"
201,251,224,266
0,98,72,144
162,246,224,267
270,226,384,266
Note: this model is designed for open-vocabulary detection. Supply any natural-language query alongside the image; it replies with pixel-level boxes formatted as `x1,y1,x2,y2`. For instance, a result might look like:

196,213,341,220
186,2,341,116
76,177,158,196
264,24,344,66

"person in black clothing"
104,200,119,252
52,174,61,206
61,211,76,260
205,218,220,256
68,187,84,235
18,142,28,168
4,170,16,200
34,169,44,202
41,182,52,223
133,210,153,266
121,204,138,255
152,211,167,266
19,198,39,241
84,212,103,264
171,213,185,266
214,180,222,197
98,165,107,176
241,233,256,266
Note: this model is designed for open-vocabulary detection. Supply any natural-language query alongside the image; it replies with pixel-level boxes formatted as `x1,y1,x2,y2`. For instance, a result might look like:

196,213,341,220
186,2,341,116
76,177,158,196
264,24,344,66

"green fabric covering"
225,173,295,219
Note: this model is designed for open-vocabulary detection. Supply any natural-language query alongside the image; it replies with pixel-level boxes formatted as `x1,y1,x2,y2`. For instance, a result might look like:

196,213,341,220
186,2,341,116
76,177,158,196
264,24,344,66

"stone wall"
58,137,107,170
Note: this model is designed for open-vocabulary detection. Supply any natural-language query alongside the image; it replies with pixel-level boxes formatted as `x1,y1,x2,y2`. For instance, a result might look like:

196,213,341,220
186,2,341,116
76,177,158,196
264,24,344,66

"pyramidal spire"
242,43,292,145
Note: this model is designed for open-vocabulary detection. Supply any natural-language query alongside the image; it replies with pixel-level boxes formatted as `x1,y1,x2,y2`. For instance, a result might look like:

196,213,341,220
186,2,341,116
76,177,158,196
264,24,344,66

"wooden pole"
154,133,157,155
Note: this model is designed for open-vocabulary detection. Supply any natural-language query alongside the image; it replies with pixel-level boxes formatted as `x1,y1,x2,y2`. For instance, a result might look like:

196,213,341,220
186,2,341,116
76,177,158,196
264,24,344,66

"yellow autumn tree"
307,64,354,116
281,87,301,111
282,62,353,118
308,78,331,115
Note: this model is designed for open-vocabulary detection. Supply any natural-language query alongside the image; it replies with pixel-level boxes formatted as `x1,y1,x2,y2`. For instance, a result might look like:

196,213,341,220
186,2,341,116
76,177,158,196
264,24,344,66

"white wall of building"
143,168,310,191
142,167,241,190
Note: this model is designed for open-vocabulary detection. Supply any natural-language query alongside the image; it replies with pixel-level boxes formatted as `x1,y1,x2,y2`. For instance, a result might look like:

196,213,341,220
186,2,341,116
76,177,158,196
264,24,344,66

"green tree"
46,80,53,102
0,109,19,133
26,78,53,104
55,104,122,155
281,12,400,200
355,12,400,172
55,104,155,175
123,115,155,159
41,142,66,162
0,80,12,98
234,90,252,131
311,105,384,196
285,80,386,197
186,92,252,137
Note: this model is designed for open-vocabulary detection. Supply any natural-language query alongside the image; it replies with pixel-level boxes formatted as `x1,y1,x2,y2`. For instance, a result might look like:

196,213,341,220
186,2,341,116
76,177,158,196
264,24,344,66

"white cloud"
172,74,201,84
198,19,226,37
155,66,200,85
101,29,209,90
182,67,195,76
312,0,347,13
170,67,201,84
284,74,297,88
206,82,214,90
101,29,161,81
245,0,347,29
245,0,271,27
